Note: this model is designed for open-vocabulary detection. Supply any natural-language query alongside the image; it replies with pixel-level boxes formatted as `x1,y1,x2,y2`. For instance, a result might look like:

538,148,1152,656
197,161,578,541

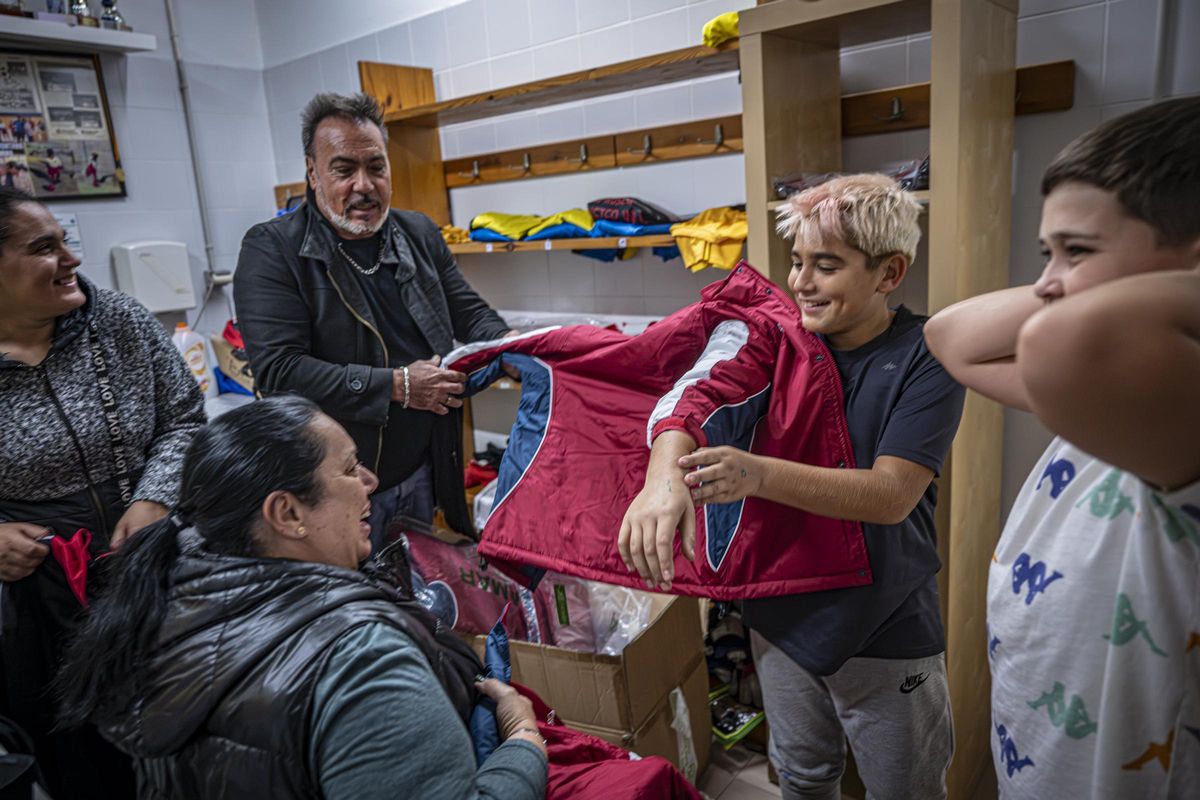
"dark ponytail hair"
57,395,329,727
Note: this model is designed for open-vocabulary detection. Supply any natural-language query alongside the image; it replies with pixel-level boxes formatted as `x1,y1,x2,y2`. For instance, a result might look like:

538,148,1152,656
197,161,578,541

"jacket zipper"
38,366,111,534
325,267,389,475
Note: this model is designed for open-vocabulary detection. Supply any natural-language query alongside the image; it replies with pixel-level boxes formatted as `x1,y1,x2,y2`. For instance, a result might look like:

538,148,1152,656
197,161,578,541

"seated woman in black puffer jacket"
56,396,547,799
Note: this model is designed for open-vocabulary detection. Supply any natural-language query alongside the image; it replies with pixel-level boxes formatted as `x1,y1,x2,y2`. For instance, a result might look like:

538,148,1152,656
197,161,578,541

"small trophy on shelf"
71,0,100,27
99,0,126,30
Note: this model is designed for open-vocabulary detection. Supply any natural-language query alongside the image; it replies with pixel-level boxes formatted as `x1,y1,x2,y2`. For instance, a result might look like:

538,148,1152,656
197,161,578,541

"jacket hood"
0,273,94,370
103,549,399,759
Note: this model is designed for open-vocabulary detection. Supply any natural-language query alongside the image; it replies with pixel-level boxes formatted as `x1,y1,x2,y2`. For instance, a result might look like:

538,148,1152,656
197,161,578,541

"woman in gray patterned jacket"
0,187,206,798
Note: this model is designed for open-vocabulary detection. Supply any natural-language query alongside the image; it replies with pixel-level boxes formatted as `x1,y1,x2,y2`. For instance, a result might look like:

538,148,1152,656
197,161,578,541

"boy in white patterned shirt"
925,97,1200,798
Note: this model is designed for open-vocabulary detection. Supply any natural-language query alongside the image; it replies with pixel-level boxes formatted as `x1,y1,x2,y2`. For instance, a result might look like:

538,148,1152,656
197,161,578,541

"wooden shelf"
445,115,742,188
742,0,930,46
449,234,674,255
0,15,157,53
378,42,739,127
842,60,1073,137
433,56,1068,192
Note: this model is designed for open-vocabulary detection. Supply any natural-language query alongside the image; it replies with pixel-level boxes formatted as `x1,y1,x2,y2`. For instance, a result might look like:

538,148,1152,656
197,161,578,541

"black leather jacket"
233,198,508,534
101,544,482,799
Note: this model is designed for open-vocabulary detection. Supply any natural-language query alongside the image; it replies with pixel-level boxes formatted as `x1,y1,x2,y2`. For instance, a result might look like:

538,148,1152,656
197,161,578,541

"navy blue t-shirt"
741,306,965,676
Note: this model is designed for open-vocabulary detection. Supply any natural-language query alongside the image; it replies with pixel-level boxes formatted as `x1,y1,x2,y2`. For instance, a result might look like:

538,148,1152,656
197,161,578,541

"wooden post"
928,0,1017,797
358,62,451,226
741,31,841,286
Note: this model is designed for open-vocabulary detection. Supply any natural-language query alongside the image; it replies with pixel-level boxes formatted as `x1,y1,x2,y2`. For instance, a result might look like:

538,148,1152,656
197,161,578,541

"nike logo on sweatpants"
899,673,930,693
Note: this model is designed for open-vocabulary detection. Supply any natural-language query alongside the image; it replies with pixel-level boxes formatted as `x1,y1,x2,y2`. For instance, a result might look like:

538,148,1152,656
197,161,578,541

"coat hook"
698,122,725,147
875,96,905,122
507,153,532,173
625,134,652,157
456,159,481,179
567,143,589,165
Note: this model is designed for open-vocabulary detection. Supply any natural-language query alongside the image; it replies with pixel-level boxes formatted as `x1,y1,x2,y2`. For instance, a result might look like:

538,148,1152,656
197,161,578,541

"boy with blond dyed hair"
926,97,1200,798
620,174,965,799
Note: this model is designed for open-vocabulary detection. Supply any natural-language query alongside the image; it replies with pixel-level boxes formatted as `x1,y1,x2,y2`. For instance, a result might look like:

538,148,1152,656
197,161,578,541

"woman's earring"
297,525,308,538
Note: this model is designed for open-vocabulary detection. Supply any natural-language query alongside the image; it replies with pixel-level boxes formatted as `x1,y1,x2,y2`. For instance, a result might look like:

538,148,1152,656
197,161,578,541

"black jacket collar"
297,186,417,283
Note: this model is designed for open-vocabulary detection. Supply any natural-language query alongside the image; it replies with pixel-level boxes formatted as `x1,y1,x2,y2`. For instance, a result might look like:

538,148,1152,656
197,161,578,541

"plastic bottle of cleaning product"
172,322,217,398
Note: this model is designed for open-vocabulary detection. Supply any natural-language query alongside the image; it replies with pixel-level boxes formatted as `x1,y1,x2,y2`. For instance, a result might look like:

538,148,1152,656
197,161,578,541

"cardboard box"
569,654,711,775
210,334,255,393
472,594,710,777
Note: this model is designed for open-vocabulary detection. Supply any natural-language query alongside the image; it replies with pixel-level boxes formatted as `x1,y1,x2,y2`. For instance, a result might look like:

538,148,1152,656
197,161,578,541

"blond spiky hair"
775,173,922,265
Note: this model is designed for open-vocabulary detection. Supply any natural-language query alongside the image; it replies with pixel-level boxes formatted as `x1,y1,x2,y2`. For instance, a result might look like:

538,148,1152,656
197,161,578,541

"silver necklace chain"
337,229,388,276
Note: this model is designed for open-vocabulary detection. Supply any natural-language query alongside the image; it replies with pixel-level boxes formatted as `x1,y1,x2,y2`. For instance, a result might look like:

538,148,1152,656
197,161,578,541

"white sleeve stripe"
646,319,751,447
445,326,561,366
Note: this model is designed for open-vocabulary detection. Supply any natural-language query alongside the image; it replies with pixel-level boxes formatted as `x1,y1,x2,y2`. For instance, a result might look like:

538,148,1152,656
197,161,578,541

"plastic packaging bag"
536,572,595,651
588,584,654,656
474,479,498,531
669,686,698,783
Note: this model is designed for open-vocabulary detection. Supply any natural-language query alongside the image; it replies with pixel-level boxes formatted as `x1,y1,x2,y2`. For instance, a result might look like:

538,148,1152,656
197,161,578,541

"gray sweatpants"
751,630,954,800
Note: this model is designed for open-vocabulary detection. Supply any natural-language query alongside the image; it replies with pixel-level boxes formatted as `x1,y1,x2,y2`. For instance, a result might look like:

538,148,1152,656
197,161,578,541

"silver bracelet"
401,365,411,409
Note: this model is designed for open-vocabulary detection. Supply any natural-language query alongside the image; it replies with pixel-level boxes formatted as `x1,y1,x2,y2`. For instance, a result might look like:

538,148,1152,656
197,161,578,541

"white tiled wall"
262,0,756,184
259,0,757,317
28,0,276,337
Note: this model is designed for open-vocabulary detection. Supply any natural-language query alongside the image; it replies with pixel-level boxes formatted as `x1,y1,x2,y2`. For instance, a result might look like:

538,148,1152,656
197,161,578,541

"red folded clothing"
464,461,498,488
514,683,703,800
587,197,677,226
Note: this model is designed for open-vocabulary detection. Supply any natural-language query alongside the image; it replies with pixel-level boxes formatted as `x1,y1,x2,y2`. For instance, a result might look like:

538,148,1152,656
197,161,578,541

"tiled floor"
697,743,781,800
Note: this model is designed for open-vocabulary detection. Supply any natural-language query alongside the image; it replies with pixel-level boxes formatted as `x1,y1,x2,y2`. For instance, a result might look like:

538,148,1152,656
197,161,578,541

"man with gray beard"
234,92,513,548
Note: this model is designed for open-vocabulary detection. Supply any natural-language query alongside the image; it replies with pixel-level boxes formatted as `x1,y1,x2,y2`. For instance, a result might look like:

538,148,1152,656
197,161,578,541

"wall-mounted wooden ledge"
379,42,740,128
280,58,1070,206
844,60,1074,137
448,234,674,255
438,61,1070,190
445,115,742,188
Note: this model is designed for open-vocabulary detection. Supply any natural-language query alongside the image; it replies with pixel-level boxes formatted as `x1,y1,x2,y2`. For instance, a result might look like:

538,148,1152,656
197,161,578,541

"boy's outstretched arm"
924,286,1044,411
683,449,933,527
1017,269,1200,490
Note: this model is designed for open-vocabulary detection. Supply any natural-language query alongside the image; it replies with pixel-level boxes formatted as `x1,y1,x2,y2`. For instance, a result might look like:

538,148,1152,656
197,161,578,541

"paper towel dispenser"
111,241,197,313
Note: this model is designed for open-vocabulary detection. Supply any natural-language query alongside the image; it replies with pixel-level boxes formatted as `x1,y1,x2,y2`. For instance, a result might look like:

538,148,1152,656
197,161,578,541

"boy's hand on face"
680,447,764,505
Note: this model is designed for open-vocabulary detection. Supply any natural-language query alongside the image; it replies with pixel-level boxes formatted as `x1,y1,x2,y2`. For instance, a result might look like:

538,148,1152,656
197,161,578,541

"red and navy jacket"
448,263,871,600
